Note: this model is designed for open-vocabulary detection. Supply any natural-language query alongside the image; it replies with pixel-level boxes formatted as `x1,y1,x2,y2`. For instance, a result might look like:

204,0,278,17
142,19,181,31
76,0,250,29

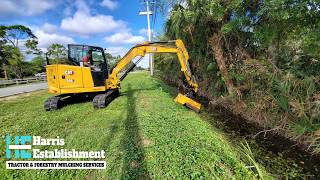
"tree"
25,39,41,55
0,45,11,79
164,1,241,95
0,26,6,45
155,0,320,153
160,0,320,94
104,52,121,69
3,25,36,48
46,43,68,64
0,25,39,79
0,26,8,79
7,47,24,78
30,56,45,73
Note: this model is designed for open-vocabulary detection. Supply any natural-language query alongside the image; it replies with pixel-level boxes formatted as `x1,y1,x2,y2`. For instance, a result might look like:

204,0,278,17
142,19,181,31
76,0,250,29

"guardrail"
0,77,47,87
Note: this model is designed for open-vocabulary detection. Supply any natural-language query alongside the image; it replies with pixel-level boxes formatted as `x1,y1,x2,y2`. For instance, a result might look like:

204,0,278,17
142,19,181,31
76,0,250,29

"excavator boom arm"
106,39,201,112
107,40,198,92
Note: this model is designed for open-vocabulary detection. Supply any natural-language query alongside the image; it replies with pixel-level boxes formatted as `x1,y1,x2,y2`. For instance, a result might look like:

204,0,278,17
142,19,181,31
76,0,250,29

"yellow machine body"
45,40,202,112
46,64,105,94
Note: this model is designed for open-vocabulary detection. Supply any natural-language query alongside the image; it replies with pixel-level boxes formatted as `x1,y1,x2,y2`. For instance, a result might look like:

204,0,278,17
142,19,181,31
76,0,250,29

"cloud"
104,46,128,57
0,0,58,16
105,32,145,45
61,0,125,35
138,28,160,40
42,23,58,34
100,0,118,10
61,14,125,35
139,28,148,35
63,6,73,17
104,46,149,68
35,29,75,49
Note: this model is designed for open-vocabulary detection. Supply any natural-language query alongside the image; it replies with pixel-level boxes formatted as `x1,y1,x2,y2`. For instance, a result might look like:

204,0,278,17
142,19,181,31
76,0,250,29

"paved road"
0,82,48,98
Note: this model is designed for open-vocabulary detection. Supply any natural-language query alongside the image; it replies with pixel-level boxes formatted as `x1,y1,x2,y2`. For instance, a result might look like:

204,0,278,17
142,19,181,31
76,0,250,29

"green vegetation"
46,43,68,64
0,72,267,179
0,25,121,79
0,25,40,79
155,0,320,153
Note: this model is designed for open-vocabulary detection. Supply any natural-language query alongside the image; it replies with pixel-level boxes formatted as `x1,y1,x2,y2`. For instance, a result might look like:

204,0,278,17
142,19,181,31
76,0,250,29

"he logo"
6,135,32,159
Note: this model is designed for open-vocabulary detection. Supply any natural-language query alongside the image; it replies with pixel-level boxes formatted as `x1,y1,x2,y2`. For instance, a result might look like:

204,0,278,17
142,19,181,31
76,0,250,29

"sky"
0,0,166,67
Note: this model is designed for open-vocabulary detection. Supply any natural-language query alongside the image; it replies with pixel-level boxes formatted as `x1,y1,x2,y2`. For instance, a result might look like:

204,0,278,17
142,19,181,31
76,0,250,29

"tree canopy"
46,43,68,64
2,25,37,47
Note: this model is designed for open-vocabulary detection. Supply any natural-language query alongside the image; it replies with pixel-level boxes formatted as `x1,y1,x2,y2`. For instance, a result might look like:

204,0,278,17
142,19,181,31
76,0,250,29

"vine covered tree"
156,0,320,152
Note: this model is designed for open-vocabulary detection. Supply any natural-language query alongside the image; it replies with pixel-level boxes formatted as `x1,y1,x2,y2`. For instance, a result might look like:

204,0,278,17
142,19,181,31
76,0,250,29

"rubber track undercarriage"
44,89,119,111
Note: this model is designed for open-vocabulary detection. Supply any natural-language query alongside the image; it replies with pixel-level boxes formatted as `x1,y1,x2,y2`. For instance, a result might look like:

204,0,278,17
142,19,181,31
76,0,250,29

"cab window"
68,45,89,65
92,51,104,65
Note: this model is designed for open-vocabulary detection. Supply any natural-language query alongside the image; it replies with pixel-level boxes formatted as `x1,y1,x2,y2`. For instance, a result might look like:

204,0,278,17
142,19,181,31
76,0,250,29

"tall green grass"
0,72,263,179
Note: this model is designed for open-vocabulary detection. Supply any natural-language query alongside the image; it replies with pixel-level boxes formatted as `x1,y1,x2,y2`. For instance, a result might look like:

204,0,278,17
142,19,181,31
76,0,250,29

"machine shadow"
120,83,151,179
55,86,159,110
120,87,158,96
101,116,122,151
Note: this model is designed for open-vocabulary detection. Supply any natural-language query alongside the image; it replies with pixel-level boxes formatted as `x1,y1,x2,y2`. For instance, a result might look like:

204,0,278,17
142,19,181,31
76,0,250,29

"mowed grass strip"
0,71,259,179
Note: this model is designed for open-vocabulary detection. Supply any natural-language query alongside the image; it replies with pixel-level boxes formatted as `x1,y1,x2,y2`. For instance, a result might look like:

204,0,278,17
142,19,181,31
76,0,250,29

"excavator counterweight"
44,39,202,112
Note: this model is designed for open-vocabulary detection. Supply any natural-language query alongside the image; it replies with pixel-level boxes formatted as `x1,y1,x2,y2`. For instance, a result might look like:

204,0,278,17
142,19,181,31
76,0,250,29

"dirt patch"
84,170,97,180
137,94,151,108
130,161,139,168
142,139,154,147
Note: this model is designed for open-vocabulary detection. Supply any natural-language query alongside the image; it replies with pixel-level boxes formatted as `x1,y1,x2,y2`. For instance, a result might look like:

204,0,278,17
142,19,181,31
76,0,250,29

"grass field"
0,71,265,179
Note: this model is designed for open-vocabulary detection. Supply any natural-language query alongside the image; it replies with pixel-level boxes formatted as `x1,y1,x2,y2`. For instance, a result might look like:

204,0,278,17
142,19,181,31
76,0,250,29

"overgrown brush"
237,58,320,152
155,0,320,153
238,141,271,179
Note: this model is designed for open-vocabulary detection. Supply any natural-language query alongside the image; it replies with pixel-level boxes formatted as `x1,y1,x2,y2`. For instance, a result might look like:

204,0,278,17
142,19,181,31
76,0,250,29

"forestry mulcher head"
174,93,201,112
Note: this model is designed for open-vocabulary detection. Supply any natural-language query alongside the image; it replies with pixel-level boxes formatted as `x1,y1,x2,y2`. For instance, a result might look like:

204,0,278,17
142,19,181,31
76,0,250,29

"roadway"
0,82,47,98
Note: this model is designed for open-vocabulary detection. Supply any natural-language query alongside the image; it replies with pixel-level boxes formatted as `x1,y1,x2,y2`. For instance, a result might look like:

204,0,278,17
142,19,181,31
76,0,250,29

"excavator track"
44,96,62,111
93,89,119,109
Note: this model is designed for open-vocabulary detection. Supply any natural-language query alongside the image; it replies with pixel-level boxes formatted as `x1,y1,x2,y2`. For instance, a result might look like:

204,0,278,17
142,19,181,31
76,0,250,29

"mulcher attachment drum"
93,89,119,109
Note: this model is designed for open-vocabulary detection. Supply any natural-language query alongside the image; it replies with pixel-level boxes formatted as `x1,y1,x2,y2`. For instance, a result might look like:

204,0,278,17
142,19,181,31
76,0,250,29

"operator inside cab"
82,50,92,67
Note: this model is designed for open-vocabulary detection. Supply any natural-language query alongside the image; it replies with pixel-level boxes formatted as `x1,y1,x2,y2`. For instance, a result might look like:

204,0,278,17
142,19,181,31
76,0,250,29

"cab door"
91,49,108,86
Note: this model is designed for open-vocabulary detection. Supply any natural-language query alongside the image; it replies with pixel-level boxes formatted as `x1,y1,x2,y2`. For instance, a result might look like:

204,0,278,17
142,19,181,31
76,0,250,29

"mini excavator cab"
45,45,109,95
68,45,108,87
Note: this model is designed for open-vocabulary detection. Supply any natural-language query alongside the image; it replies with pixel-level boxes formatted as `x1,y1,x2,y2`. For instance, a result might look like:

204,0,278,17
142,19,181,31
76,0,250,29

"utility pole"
139,0,154,76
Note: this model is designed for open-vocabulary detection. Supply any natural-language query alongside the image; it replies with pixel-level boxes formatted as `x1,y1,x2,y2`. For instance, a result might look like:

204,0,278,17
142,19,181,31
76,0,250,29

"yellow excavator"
44,40,202,112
